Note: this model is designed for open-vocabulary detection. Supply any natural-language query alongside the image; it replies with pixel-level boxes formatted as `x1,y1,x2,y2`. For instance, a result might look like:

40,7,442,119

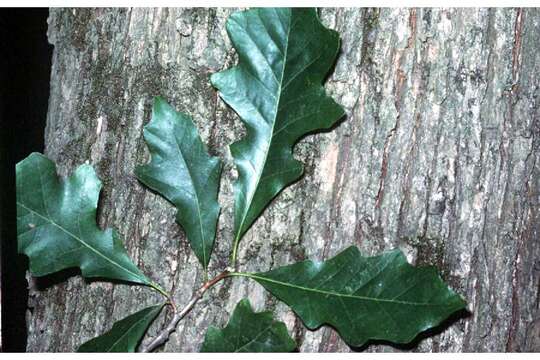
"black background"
0,8,52,352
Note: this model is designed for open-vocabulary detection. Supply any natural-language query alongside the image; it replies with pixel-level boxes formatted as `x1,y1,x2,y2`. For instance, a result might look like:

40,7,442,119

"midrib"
234,273,442,307
234,10,293,244
105,306,161,351
172,131,208,268
17,202,145,283
234,323,275,352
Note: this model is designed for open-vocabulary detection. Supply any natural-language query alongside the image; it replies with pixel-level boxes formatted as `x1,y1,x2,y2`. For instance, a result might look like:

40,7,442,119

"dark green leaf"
136,97,222,269
211,8,345,260
201,298,296,352
78,304,164,352
239,246,466,347
17,153,151,285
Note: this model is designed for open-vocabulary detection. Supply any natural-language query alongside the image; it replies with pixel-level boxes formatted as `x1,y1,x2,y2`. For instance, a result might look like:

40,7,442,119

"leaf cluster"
16,8,466,353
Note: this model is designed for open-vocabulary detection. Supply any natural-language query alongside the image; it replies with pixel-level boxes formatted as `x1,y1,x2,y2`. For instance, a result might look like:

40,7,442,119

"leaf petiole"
141,270,232,352
230,233,241,269
149,282,170,299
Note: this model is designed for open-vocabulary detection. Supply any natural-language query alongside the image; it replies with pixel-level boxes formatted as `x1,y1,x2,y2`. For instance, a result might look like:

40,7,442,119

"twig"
140,271,230,353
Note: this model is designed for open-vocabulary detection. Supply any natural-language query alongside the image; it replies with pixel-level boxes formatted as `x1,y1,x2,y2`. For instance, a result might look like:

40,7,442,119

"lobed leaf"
201,298,296,352
136,97,222,269
211,8,345,261
17,153,151,285
239,246,467,347
78,304,164,352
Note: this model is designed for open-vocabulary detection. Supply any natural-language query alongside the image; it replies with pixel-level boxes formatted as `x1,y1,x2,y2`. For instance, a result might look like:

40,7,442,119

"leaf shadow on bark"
348,308,471,352
31,268,81,290
31,268,150,291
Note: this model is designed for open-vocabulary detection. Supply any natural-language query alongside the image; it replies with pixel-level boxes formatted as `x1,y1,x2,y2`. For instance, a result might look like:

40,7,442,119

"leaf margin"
210,8,346,264
16,152,153,286
77,303,165,352
135,96,223,270
232,246,467,347
200,298,296,352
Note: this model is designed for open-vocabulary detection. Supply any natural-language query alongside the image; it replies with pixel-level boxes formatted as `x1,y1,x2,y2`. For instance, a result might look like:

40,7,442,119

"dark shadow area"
31,268,81,291
288,307,469,352
350,308,471,352
31,267,144,291
0,8,52,352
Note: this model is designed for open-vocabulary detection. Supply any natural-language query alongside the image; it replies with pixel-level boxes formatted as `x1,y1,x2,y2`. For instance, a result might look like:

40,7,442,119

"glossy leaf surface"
201,298,296,352
211,8,345,258
78,304,164,352
136,97,222,269
241,246,466,347
17,153,151,285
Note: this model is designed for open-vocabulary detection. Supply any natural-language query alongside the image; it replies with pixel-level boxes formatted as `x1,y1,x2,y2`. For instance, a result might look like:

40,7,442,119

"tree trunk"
25,8,539,352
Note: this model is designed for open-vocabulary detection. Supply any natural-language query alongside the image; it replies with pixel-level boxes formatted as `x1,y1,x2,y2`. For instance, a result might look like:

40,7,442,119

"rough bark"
24,8,539,352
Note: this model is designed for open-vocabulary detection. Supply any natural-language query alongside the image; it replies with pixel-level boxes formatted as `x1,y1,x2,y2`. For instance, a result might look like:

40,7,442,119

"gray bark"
25,8,539,352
